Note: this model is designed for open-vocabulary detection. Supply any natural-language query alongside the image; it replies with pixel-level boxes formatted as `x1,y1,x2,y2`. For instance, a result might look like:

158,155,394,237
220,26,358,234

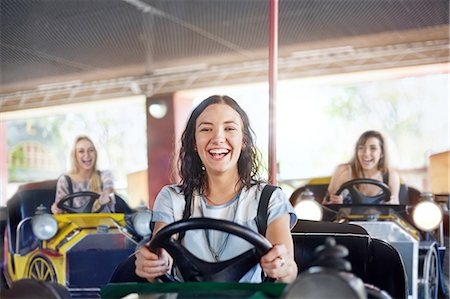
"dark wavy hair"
178,95,262,196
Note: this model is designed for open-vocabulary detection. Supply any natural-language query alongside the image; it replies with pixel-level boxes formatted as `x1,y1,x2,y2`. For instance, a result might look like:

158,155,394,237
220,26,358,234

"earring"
201,165,205,171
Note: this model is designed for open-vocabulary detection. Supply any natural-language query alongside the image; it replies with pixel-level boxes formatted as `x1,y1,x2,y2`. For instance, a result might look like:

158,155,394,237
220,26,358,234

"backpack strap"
257,184,279,282
179,191,193,242
98,170,104,190
64,175,74,194
179,184,278,241
382,171,389,185
65,173,103,192
256,184,278,236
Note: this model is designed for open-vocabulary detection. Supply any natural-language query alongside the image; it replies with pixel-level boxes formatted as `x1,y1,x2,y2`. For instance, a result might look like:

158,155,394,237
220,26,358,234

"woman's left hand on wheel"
260,244,298,283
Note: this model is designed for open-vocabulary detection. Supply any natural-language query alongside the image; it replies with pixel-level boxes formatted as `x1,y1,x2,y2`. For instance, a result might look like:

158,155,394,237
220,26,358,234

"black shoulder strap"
180,185,278,240
179,191,193,242
256,184,278,236
382,172,389,185
97,170,103,190
64,175,73,194
182,191,193,220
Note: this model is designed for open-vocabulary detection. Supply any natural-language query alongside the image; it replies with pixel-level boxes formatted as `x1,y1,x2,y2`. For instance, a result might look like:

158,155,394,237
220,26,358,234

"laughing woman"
325,130,400,205
51,135,115,214
135,95,298,283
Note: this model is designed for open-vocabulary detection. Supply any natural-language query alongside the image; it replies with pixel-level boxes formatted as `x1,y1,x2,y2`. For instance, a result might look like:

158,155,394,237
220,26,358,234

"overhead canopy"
1,0,448,112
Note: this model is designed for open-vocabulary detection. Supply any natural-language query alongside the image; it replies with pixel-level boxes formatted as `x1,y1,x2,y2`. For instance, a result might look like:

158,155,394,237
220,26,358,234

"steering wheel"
335,179,391,204
57,191,105,213
148,217,272,282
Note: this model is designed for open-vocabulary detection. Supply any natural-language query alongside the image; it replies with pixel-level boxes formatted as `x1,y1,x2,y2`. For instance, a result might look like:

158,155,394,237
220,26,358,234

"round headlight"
412,200,443,231
133,210,153,237
31,213,58,240
294,199,323,221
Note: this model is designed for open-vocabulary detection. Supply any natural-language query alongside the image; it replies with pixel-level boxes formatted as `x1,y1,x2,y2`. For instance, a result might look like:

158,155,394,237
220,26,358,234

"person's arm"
97,170,115,211
135,186,178,281
387,169,400,204
324,164,349,204
135,222,172,282
260,214,297,283
51,176,69,214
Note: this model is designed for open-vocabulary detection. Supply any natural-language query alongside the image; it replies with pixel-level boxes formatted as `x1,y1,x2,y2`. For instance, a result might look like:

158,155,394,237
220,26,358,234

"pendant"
210,249,220,262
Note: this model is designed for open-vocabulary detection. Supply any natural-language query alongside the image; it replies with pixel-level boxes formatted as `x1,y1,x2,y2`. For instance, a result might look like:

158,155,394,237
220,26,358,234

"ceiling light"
148,101,168,119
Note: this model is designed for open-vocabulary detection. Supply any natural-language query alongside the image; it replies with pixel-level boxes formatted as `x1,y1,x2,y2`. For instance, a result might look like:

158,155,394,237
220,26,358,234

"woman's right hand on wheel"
51,202,63,214
135,246,171,282
327,194,343,204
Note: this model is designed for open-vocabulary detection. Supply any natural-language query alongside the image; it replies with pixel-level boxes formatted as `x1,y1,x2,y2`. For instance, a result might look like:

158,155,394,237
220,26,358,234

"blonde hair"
69,135,101,193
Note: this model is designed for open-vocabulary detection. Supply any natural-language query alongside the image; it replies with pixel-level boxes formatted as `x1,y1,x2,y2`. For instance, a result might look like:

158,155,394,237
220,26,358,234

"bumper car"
102,217,397,299
1,180,152,298
290,177,448,299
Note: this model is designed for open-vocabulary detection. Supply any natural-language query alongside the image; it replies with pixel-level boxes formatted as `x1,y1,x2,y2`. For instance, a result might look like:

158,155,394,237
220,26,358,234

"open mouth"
361,158,374,165
208,148,230,159
81,159,93,166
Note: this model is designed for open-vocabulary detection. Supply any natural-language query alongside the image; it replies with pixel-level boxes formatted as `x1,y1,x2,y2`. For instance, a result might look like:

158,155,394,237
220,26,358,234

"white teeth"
209,149,229,154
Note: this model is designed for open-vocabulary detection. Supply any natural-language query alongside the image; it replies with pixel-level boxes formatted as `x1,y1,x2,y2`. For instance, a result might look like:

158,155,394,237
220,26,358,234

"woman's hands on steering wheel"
134,218,295,283
333,179,391,205
135,247,172,282
327,194,345,204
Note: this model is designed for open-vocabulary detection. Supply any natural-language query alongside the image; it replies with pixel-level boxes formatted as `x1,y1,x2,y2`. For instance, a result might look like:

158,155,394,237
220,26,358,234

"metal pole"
268,0,278,184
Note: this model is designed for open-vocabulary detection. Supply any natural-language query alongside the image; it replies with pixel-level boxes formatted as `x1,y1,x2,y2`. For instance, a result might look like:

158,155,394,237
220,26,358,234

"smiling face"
75,139,97,173
195,103,244,176
357,136,382,171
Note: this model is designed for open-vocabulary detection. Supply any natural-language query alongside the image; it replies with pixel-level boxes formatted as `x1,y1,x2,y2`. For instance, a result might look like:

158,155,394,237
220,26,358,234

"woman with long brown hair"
135,95,298,283
325,130,400,204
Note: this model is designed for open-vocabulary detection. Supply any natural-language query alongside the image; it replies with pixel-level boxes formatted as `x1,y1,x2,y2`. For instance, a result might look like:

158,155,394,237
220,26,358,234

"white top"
152,183,297,282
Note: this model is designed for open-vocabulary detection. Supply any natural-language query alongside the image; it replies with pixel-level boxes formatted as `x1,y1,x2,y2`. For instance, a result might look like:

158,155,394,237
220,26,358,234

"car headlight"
412,192,443,231
31,205,58,240
133,210,153,237
294,189,323,221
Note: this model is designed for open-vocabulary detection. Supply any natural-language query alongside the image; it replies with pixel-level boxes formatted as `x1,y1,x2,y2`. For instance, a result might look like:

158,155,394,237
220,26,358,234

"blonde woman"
51,135,115,214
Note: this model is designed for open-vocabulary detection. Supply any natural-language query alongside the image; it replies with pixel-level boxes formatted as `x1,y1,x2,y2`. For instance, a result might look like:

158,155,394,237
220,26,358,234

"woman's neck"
74,169,93,181
204,172,241,205
362,168,381,179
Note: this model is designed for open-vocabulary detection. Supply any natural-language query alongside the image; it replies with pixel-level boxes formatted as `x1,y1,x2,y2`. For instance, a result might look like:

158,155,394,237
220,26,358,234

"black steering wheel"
335,179,391,204
148,217,272,282
57,191,105,213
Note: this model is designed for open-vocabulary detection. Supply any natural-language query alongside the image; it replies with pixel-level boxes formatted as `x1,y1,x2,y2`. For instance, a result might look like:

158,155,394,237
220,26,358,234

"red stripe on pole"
268,0,278,184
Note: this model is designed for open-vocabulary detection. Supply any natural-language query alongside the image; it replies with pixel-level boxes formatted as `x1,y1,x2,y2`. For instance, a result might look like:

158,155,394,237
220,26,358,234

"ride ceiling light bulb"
148,101,168,119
